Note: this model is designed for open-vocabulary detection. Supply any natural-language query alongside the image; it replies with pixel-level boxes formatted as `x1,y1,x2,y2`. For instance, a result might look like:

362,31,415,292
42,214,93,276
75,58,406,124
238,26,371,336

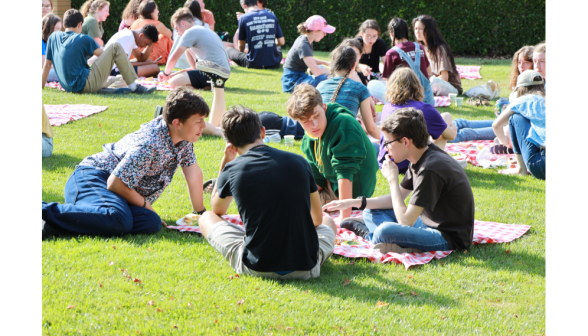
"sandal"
203,178,216,193
489,144,514,155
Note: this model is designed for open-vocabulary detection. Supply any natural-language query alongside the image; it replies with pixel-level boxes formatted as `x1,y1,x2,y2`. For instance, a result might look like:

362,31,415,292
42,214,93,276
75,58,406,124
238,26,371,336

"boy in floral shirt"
42,88,208,238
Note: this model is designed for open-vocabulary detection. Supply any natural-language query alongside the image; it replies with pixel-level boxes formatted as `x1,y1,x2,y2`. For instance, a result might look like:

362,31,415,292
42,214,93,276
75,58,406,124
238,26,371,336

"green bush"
72,0,545,56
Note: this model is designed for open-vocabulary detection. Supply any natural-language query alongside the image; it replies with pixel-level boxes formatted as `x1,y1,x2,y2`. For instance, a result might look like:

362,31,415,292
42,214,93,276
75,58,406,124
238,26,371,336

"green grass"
42,54,544,335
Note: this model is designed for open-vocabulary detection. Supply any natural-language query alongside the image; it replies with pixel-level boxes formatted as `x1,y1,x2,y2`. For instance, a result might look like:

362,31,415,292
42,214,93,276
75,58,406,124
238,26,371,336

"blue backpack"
392,43,435,106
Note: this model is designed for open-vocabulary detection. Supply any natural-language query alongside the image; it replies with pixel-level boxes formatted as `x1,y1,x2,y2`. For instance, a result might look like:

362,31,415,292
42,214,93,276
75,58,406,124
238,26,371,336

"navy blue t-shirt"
46,31,99,92
238,9,283,68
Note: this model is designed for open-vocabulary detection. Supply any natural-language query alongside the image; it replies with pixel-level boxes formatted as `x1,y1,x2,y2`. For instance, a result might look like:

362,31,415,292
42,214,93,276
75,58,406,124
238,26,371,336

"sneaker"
132,84,157,94
97,87,131,94
196,60,230,88
373,243,423,254
42,220,61,240
153,105,163,119
340,218,369,238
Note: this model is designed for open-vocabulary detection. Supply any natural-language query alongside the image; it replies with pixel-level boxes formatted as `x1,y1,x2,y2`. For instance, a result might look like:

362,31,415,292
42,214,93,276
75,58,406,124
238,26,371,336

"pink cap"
304,15,336,34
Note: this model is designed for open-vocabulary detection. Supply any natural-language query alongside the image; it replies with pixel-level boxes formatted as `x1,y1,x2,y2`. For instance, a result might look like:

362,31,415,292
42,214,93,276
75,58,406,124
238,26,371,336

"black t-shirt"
400,144,475,250
217,145,319,272
356,37,388,73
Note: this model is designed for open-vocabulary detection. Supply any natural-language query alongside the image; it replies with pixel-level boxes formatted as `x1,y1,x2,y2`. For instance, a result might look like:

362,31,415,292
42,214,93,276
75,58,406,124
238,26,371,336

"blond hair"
170,7,194,28
385,67,424,105
287,84,323,120
534,42,546,53
80,0,110,17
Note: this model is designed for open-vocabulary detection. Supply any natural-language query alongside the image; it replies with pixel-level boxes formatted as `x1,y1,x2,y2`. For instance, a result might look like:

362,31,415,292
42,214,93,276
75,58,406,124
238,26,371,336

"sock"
128,83,137,91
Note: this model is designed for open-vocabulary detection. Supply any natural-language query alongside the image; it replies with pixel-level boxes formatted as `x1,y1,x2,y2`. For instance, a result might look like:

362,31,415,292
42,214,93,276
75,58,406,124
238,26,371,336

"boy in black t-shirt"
323,108,475,254
199,106,337,279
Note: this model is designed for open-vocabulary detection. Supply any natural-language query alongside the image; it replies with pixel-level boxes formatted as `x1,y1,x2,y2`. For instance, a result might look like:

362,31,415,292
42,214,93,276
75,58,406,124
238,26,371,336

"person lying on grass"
324,108,475,254
286,84,379,223
199,106,337,279
159,7,231,128
88,24,160,80
42,88,208,239
42,9,155,94
492,70,546,180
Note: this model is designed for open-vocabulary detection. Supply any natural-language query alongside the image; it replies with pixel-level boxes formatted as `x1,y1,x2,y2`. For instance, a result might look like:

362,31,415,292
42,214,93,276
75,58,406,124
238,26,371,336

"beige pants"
82,42,138,93
207,219,335,280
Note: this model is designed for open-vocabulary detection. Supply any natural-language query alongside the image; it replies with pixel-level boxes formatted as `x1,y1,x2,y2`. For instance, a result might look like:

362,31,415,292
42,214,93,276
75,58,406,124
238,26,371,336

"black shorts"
226,47,280,69
110,66,138,76
187,69,230,89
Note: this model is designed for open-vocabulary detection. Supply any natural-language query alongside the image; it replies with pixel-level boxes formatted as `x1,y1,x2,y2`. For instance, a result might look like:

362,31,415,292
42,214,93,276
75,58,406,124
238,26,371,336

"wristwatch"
356,196,367,211
162,71,170,76
193,207,206,215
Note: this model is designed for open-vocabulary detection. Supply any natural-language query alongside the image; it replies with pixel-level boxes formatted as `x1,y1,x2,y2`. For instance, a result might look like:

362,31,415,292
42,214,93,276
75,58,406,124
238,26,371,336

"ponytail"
297,23,310,34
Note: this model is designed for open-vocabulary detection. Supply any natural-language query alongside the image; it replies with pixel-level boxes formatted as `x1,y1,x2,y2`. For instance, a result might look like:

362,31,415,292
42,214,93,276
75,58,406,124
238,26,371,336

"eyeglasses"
42,5,52,9
383,138,401,148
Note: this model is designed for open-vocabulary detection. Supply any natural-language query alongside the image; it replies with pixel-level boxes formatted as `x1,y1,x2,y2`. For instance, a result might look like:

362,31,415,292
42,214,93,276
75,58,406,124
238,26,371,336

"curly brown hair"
385,67,424,105
122,0,144,20
42,13,61,43
221,105,263,148
286,84,323,121
509,46,534,89
380,107,429,149
163,87,209,124
80,0,110,17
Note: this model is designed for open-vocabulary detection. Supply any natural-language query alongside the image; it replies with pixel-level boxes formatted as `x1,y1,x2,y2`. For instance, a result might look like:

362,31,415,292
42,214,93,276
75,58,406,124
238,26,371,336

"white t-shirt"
104,29,138,70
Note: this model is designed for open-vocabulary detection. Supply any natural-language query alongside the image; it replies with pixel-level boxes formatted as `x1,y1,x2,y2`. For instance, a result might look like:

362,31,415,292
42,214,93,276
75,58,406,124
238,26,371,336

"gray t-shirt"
283,35,313,72
179,25,230,70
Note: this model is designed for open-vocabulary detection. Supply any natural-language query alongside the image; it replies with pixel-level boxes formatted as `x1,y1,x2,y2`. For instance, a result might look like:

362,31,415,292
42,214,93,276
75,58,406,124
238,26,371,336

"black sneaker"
153,105,163,119
340,218,369,238
132,84,157,94
42,220,61,240
196,60,230,88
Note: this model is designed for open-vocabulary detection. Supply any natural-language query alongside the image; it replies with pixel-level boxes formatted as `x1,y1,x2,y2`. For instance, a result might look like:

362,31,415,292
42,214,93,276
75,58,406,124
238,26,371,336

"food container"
284,135,295,146
448,93,458,103
455,97,464,107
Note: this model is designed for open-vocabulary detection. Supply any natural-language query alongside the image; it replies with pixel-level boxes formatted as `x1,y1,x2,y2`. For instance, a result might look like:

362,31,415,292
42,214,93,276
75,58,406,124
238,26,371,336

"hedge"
72,0,545,56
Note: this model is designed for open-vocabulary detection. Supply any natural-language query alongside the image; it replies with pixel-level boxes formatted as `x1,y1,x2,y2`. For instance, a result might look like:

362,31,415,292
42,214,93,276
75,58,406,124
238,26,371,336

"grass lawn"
42,52,545,335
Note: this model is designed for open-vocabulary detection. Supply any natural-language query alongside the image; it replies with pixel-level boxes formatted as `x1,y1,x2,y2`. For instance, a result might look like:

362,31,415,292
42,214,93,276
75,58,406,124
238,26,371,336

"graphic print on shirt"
246,15,276,48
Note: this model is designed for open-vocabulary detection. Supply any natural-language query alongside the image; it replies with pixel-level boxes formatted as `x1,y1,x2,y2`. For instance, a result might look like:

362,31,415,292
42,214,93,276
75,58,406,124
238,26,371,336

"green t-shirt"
82,15,103,39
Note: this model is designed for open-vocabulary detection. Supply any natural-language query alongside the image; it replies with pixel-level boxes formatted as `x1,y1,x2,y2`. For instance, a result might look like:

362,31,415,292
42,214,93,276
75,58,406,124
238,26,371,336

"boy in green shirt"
287,84,378,222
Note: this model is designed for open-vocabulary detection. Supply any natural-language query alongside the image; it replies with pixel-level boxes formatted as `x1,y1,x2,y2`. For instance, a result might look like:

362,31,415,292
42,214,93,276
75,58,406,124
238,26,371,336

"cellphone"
155,56,162,62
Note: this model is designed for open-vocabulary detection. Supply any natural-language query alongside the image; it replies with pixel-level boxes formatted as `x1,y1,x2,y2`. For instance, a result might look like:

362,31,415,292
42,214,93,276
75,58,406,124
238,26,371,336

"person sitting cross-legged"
42,9,155,94
42,87,209,239
324,108,475,254
199,106,337,279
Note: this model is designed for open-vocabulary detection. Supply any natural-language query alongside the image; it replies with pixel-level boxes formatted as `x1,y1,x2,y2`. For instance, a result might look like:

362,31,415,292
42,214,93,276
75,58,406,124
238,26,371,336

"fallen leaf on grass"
464,250,468,254
347,262,355,265
99,283,103,287
408,275,413,279
441,316,446,320
514,314,518,318
156,308,163,312
255,288,259,291
148,248,152,251
343,279,351,286
188,303,192,307
170,296,174,300
133,278,141,283
228,274,240,279
466,291,471,294
147,300,154,306
237,299,245,306
214,319,218,324
410,291,418,296
112,246,116,250
66,305,76,309
173,325,178,329
286,327,293,330
376,301,389,308
109,261,114,266
98,124,101,127
505,250,512,254
397,292,405,296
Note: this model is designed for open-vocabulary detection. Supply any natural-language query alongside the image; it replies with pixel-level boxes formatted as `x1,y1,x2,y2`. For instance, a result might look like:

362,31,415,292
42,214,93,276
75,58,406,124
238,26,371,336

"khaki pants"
207,219,335,280
82,42,138,93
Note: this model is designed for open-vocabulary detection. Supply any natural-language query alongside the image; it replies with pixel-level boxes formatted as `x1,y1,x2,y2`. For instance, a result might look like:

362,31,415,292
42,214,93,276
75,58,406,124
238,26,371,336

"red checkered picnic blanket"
168,210,529,270
456,65,482,80
44,104,109,126
445,140,515,167
44,77,172,91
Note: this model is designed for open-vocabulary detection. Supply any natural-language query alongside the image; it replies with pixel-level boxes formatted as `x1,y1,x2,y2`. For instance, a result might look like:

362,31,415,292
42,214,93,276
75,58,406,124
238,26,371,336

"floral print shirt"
79,116,197,203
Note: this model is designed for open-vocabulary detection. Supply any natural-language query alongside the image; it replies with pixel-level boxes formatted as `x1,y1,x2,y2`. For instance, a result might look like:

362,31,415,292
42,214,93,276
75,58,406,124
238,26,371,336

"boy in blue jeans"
42,88,208,239
323,108,475,253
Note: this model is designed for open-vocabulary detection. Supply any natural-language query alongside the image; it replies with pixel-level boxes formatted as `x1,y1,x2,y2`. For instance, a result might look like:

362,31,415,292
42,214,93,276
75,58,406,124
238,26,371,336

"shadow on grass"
42,189,65,203
42,153,82,172
465,168,542,193
228,67,281,77
268,260,458,307
45,227,210,246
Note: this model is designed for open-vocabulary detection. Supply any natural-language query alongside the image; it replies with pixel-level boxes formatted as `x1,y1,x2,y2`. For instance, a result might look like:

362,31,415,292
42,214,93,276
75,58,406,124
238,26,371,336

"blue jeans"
448,119,496,143
362,208,450,251
509,114,546,180
42,166,162,235
281,67,328,93
42,133,53,158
